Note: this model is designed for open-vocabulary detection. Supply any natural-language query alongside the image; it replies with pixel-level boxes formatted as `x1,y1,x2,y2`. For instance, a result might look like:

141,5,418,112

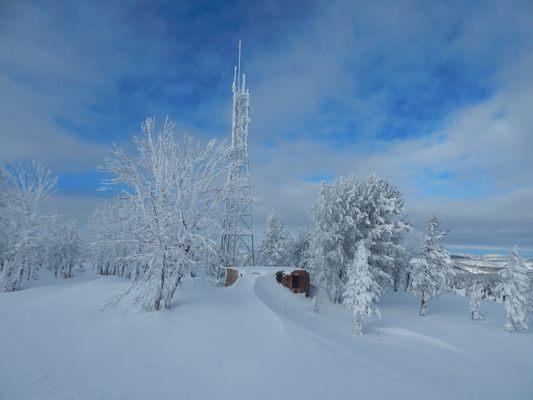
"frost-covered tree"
400,228,425,291
311,296,319,313
292,227,310,268
0,162,56,292
343,242,389,335
0,166,9,274
101,117,229,311
496,246,530,332
258,211,293,266
86,199,140,279
408,215,453,316
47,220,81,279
469,281,484,320
308,175,409,303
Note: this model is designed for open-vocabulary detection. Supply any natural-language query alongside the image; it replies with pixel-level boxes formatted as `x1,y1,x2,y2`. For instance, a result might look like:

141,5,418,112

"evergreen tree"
400,228,425,291
308,175,409,303
497,246,530,332
469,281,484,320
343,242,389,335
408,215,453,316
292,227,310,268
258,211,293,266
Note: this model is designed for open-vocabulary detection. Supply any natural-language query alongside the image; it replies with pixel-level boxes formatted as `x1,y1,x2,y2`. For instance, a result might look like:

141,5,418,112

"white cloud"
2,0,533,251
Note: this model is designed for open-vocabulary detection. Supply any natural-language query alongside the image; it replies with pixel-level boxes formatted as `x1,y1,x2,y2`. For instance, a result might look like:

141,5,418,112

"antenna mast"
221,41,255,268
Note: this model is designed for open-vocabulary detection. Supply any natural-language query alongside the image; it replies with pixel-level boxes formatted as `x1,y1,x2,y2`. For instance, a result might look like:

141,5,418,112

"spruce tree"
469,281,484,320
343,242,388,335
497,246,530,332
308,175,409,303
408,215,453,316
258,210,293,266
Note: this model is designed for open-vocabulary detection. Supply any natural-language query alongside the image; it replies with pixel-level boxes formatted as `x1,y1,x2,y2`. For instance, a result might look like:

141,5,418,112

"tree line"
258,176,532,334
1,117,531,334
0,162,81,291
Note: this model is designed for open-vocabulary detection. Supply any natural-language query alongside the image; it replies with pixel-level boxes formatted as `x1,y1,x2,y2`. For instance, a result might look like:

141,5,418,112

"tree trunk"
16,265,25,291
405,272,411,291
354,312,363,335
420,292,428,316
153,267,165,311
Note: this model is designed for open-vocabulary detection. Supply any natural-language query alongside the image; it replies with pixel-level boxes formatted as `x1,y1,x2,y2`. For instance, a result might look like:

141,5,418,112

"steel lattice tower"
220,41,255,267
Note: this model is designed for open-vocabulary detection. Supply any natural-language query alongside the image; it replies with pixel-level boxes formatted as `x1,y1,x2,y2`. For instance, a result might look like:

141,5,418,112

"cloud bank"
1,0,532,253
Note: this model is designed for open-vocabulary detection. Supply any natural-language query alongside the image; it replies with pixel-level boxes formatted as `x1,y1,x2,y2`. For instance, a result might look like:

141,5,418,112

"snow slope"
1,271,532,400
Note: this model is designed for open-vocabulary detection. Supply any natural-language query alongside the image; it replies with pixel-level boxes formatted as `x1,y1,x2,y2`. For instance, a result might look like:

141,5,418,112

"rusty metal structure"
224,268,240,287
276,270,310,297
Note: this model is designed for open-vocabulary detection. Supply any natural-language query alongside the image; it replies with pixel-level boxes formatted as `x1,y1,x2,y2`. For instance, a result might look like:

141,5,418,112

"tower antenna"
220,40,255,268
237,40,242,90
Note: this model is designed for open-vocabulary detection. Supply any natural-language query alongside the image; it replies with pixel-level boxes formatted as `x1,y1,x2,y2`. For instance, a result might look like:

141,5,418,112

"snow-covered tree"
47,220,81,279
0,162,56,292
311,296,319,313
0,166,9,274
101,117,229,311
408,215,454,316
86,199,140,279
343,241,389,335
258,210,293,266
469,281,484,320
308,175,409,303
496,246,530,332
292,227,310,268
400,228,425,291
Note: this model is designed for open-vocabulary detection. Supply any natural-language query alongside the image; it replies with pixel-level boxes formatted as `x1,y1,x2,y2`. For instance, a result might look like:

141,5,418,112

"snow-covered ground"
1,271,532,400
452,253,533,274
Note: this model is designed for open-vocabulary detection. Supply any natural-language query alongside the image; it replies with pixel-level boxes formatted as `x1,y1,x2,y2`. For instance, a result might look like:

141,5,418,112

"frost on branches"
408,215,454,316
100,117,229,311
292,227,310,268
308,175,409,303
0,162,57,292
258,210,293,266
343,242,389,335
47,220,81,279
400,228,425,291
496,246,530,332
469,281,484,320
86,199,141,279
0,162,82,291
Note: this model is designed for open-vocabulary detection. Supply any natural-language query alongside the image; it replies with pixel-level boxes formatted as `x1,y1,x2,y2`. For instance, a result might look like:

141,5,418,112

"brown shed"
276,269,310,297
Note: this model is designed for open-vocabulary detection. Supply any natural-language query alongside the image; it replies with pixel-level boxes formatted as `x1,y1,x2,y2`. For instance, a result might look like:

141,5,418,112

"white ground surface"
1,270,532,400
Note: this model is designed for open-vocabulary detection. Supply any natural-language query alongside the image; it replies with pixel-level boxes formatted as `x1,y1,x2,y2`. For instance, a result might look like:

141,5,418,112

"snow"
1,271,532,400
452,253,533,274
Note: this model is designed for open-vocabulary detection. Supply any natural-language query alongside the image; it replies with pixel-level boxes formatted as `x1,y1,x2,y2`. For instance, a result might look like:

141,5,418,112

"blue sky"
1,0,533,253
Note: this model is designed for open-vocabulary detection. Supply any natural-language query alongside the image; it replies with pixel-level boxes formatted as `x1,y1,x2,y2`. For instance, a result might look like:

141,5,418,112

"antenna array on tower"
220,40,255,267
